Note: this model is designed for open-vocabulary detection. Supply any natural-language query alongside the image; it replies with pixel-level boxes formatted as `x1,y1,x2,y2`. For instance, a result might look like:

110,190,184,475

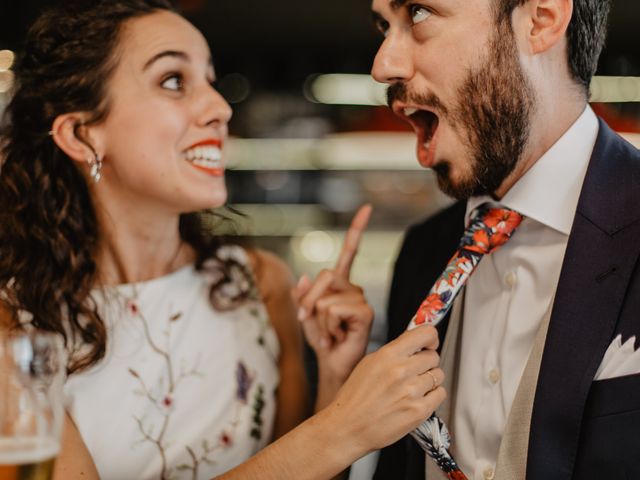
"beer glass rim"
0,329,67,371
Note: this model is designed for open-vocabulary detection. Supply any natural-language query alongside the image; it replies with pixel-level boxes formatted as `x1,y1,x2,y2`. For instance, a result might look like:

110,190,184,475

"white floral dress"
64,246,280,480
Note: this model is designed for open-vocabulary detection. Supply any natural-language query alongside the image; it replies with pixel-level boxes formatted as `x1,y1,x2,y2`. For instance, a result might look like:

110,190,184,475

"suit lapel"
527,121,640,480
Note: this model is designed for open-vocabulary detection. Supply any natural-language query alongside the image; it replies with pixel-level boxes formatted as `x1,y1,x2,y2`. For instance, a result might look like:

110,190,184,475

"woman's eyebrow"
143,50,190,71
142,50,214,72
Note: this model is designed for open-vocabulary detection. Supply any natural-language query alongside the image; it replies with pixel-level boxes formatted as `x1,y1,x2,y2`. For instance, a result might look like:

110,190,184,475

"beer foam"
0,437,59,464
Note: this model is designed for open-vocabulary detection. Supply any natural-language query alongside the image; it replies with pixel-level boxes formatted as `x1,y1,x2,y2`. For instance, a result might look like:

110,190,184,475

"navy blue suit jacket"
374,120,640,480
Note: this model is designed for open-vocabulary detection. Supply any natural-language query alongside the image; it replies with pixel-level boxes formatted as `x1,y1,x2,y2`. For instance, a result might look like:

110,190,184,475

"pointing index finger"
335,204,372,279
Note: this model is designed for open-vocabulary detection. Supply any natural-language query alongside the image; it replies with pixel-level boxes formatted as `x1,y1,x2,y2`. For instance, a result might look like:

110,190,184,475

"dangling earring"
88,153,103,183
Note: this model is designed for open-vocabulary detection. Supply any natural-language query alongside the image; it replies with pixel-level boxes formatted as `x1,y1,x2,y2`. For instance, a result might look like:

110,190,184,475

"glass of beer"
0,331,66,480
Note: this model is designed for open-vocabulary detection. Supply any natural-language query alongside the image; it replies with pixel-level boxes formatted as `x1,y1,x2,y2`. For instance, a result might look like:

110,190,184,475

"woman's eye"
161,74,183,91
410,5,431,25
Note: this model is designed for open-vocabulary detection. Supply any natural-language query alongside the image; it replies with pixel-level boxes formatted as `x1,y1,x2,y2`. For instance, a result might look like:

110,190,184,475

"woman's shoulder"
243,248,295,303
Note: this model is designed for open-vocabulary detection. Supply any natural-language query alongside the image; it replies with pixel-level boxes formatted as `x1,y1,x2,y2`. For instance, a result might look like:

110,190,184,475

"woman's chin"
202,190,228,211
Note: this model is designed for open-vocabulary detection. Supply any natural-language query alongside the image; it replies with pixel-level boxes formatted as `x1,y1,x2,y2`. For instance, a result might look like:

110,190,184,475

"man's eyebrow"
390,0,409,10
143,50,190,71
372,0,408,19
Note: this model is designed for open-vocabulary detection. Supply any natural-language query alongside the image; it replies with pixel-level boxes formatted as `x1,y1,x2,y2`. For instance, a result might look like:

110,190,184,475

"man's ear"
50,113,103,164
519,0,573,55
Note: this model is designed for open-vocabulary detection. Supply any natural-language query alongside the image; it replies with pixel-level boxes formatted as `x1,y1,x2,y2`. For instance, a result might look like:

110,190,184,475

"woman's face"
94,10,232,213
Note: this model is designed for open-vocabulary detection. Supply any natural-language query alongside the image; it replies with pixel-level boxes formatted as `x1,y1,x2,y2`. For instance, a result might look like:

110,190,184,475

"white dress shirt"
453,106,599,480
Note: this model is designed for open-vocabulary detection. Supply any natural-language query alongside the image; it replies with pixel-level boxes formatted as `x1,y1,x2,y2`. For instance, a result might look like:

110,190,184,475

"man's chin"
433,164,480,200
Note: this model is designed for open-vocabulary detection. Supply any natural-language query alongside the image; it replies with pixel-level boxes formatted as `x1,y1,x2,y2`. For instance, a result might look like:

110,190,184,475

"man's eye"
375,19,390,36
410,5,431,25
161,74,183,91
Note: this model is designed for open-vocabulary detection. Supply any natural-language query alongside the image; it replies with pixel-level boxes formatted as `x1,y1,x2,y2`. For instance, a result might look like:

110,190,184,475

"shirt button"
488,369,501,384
504,271,517,288
483,466,495,480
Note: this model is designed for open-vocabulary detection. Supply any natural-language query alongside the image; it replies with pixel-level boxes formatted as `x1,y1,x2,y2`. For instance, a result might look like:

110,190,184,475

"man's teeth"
404,107,418,116
185,146,222,169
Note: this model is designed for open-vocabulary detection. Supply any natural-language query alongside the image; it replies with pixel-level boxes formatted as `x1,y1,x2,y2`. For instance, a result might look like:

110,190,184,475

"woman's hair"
0,0,250,373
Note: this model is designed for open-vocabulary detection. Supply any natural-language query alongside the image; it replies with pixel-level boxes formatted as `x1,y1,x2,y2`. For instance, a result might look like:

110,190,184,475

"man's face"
371,0,535,199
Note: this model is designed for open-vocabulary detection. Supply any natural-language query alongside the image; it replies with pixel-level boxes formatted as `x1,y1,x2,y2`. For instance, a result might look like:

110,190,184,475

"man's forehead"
372,0,408,11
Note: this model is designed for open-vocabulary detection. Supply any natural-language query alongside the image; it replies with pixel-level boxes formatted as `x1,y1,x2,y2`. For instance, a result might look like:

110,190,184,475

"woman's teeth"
185,146,222,169
404,107,418,116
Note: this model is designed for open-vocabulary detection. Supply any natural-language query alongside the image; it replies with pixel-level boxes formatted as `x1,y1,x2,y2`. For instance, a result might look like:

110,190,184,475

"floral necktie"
407,203,524,480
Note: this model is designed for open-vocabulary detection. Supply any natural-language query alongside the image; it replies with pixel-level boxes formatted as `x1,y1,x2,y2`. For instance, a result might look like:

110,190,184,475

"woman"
0,1,445,479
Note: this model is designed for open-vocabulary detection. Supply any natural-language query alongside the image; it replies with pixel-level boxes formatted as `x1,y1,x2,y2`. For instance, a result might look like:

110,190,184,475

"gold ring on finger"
426,370,438,392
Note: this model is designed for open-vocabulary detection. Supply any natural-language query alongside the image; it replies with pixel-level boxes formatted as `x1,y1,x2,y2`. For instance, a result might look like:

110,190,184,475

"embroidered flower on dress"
127,299,140,316
236,361,255,404
219,431,234,448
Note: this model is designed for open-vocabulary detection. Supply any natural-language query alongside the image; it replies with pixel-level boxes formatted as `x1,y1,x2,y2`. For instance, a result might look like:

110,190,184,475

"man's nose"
371,34,414,84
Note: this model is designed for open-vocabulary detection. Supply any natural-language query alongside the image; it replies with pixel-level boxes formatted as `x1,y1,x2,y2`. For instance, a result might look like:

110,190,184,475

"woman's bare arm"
249,249,310,438
53,414,99,479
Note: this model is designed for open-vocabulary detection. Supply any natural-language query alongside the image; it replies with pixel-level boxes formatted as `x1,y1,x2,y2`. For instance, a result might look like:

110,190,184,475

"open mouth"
394,105,440,168
184,140,224,177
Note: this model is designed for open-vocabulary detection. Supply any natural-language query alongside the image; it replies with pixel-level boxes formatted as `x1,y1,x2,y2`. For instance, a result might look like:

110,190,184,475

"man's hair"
495,0,611,94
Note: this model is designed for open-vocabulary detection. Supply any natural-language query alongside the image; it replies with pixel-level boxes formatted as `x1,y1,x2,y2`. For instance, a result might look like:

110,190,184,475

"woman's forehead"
117,10,212,70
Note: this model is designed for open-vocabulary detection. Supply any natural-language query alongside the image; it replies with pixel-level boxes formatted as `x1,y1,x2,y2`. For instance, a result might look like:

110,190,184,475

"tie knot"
460,204,523,255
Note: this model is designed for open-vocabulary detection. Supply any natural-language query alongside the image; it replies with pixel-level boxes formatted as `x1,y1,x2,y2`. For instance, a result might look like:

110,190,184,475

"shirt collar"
466,105,599,235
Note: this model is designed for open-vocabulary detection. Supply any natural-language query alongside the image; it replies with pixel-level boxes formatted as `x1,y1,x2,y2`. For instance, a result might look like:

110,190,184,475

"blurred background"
1,1,639,476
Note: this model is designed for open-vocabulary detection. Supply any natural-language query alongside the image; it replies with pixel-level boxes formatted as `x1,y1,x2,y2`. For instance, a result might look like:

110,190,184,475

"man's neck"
494,96,588,200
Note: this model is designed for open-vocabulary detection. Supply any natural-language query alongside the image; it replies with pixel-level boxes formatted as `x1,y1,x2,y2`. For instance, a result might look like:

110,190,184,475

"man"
370,0,640,479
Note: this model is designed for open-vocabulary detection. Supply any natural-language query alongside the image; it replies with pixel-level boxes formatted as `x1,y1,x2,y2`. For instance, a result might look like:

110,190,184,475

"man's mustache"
387,82,408,107
386,82,448,115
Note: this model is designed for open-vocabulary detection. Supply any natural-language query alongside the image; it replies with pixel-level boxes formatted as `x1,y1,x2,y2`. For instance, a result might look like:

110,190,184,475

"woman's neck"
95,208,195,286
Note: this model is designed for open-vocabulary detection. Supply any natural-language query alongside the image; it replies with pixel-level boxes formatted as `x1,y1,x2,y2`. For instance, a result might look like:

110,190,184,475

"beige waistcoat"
425,291,552,480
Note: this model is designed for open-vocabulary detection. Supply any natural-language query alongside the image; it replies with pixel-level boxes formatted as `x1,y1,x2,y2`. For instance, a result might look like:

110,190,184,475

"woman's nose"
197,84,233,128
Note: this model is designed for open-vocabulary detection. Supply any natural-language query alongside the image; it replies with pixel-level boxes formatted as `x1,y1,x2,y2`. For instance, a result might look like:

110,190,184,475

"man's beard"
388,20,536,200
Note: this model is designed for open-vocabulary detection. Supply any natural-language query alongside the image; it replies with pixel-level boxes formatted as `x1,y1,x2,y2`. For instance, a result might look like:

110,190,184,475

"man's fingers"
335,204,372,278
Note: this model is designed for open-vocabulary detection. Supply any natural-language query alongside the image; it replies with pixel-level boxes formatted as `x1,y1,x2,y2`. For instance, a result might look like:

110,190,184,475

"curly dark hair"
0,0,249,373
494,0,611,95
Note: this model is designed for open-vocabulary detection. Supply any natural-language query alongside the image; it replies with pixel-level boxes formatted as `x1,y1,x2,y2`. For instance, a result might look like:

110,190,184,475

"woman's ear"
50,113,102,164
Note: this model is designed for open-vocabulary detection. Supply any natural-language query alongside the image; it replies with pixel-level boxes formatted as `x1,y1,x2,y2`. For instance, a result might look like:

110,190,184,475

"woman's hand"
323,325,445,453
293,205,374,394
319,324,446,455
218,325,446,480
